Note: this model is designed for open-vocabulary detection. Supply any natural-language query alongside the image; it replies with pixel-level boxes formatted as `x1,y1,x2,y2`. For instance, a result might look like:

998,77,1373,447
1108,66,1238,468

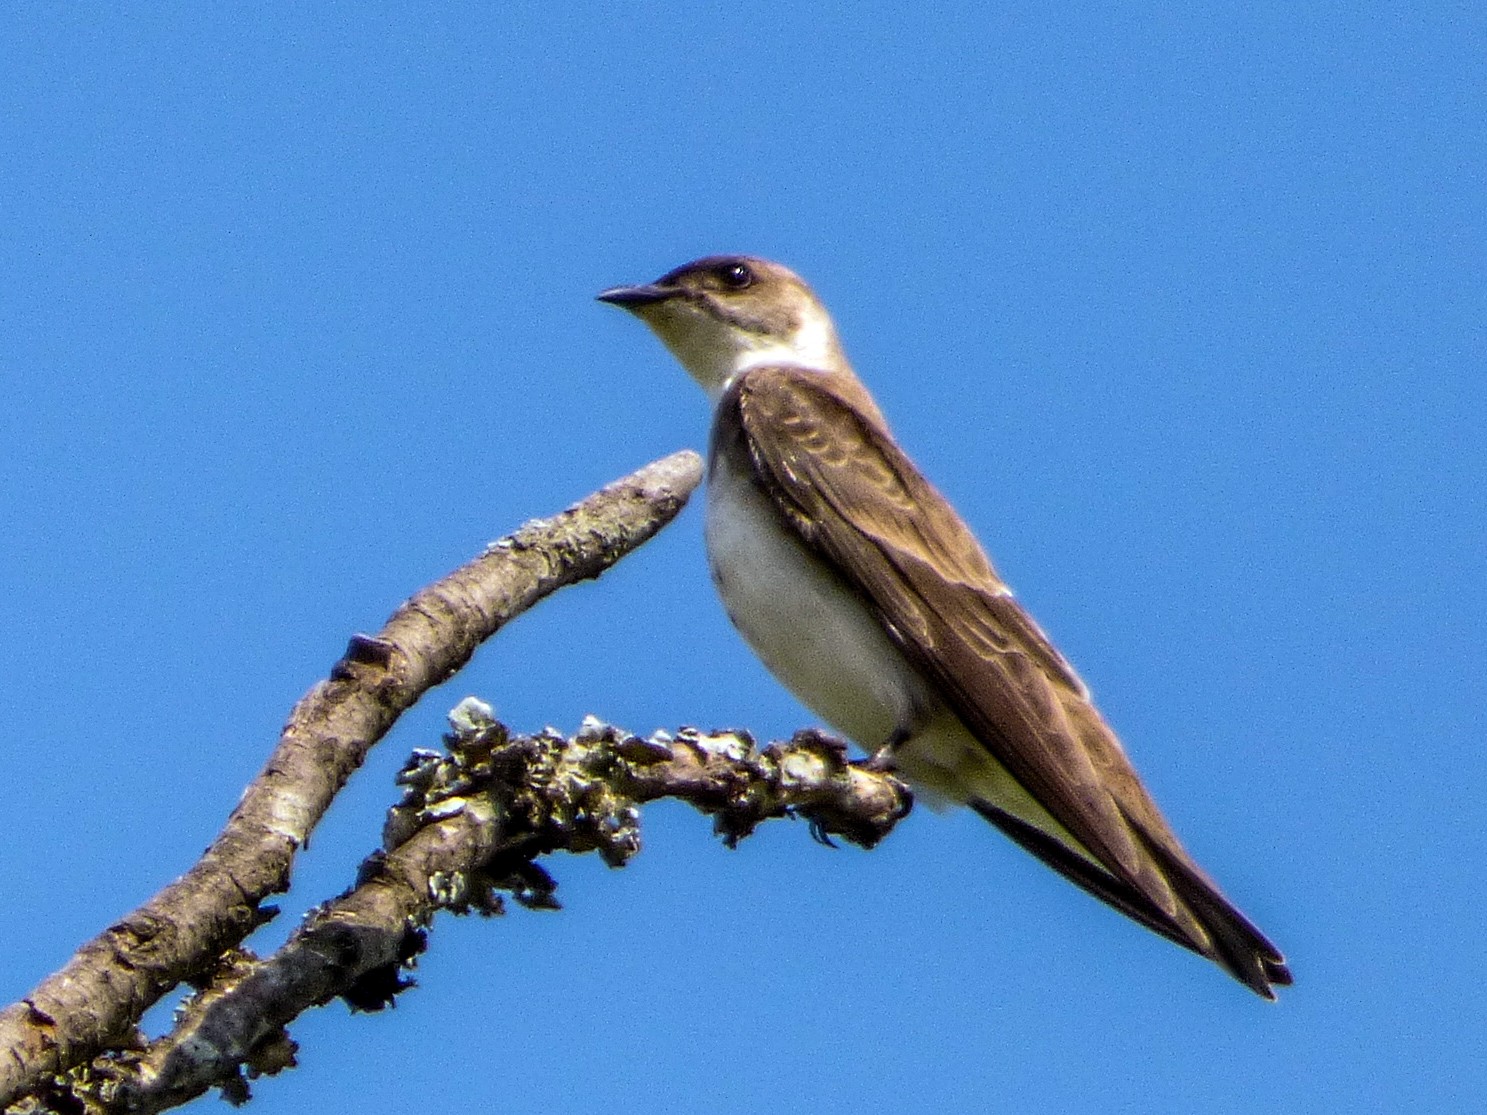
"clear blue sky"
2,5,1482,1112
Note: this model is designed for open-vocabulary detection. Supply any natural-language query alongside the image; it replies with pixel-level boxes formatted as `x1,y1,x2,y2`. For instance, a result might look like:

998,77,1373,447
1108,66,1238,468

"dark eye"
716,261,754,289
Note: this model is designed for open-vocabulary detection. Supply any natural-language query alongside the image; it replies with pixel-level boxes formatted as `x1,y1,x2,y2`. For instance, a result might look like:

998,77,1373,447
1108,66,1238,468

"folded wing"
726,365,1290,996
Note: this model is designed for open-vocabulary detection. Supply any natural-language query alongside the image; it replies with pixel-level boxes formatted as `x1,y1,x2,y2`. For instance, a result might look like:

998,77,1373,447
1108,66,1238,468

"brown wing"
727,366,1289,995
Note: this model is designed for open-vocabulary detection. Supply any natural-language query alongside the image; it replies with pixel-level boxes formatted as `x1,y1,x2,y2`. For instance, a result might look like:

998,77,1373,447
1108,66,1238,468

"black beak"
596,283,676,308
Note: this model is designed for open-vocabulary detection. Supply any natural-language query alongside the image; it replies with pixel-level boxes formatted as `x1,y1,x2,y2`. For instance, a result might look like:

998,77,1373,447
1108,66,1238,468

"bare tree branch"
0,452,704,1110
77,709,910,1114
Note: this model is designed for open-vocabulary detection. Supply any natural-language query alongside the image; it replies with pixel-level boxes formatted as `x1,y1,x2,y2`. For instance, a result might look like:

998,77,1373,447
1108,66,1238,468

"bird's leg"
859,727,911,773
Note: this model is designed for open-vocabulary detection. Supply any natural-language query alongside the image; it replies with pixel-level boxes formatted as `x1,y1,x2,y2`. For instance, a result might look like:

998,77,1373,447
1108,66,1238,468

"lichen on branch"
79,702,911,1114
0,451,704,1113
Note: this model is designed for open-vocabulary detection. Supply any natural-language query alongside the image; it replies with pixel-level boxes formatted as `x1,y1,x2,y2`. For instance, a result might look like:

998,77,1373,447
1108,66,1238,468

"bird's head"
598,256,845,396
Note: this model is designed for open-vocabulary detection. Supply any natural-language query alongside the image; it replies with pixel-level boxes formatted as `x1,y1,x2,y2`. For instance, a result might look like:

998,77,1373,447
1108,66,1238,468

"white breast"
701,442,1079,837
702,448,932,749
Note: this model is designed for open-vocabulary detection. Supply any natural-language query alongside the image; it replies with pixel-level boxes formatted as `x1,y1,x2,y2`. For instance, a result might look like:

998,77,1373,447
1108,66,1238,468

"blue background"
2,5,1483,1112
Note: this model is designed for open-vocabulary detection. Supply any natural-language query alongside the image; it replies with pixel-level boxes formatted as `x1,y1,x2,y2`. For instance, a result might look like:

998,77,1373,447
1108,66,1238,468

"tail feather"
970,801,1196,950
1126,817,1293,996
971,798,1290,998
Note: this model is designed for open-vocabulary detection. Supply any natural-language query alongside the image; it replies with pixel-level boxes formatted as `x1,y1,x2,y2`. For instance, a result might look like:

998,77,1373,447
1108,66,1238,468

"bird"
598,255,1291,998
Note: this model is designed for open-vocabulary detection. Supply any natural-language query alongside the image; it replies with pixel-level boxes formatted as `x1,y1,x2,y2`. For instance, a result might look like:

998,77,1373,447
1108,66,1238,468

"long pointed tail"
971,799,1291,998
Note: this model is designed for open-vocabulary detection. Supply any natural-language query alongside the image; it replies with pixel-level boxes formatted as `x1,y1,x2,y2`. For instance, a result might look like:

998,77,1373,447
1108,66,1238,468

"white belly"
702,449,1086,846
703,451,931,749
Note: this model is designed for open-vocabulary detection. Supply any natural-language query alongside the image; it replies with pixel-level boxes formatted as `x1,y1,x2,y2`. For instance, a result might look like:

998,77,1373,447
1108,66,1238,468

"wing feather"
726,366,1288,993
733,368,1146,871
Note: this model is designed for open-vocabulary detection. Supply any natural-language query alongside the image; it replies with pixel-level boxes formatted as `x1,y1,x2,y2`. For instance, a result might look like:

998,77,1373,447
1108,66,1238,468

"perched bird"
598,256,1290,997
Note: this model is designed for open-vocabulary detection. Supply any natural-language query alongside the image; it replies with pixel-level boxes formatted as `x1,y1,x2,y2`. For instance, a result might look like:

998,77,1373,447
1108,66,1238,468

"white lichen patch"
447,697,497,736
689,730,752,763
778,750,829,788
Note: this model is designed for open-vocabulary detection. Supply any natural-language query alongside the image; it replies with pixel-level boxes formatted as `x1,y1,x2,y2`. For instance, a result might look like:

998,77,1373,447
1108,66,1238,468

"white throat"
660,305,844,399
730,307,839,376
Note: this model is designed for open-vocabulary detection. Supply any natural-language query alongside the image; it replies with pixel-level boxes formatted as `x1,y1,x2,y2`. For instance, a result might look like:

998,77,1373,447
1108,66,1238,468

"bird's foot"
856,727,910,773
806,817,839,848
